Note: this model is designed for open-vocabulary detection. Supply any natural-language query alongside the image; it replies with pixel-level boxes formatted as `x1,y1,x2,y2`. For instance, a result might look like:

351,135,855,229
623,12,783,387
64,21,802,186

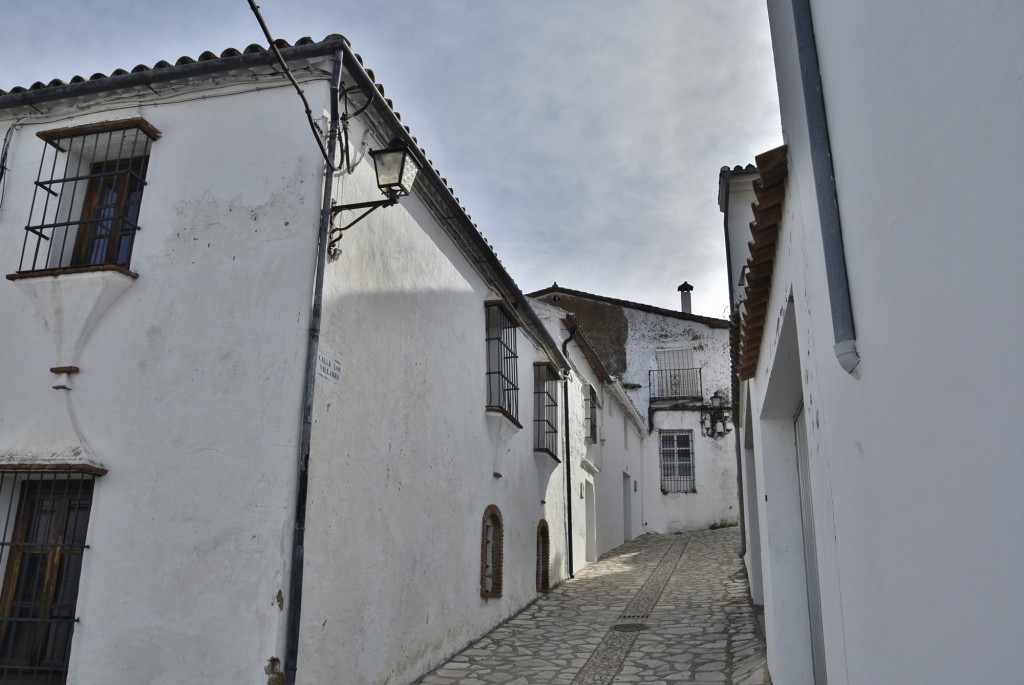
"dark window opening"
660,430,695,493
536,520,550,593
485,304,519,422
15,118,159,275
533,365,558,456
480,505,503,599
586,385,599,443
0,472,95,685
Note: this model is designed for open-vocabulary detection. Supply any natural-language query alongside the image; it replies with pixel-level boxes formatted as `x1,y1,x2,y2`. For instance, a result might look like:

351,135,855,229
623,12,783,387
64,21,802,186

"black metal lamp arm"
327,196,398,258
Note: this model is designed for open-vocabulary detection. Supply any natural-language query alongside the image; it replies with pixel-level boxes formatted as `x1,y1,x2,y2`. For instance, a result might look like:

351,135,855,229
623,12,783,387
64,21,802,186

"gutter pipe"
285,48,342,685
561,320,579,579
719,170,747,559
790,0,861,376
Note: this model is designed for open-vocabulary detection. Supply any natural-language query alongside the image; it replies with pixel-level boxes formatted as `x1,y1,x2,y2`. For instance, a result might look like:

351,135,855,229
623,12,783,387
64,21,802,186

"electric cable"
247,0,337,170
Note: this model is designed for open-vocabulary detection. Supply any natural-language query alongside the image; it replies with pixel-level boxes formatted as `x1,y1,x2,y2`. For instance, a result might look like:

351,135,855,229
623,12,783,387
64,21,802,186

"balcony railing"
649,367,702,400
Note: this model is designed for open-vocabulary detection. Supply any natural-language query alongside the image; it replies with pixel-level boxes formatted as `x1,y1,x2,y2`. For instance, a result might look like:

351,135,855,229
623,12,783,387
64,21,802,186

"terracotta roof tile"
737,145,788,380
0,34,558,366
528,285,730,328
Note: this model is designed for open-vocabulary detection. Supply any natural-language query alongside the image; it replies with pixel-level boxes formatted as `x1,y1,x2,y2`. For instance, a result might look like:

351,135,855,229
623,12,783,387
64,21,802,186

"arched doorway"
536,520,550,592
480,505,504,599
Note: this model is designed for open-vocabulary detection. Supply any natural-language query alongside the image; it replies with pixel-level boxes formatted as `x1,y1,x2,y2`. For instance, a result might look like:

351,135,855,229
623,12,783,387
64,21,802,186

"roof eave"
0,37,349,112
336,42,569,370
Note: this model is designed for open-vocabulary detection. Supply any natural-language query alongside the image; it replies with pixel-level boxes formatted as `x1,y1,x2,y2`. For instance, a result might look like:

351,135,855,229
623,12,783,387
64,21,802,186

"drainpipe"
791,0,860,376
285,48,342,685
561,320,578,579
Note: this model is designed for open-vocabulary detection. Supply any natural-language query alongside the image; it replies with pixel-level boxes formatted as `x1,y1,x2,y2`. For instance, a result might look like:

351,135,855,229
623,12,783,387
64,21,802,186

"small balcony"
649,368,702,401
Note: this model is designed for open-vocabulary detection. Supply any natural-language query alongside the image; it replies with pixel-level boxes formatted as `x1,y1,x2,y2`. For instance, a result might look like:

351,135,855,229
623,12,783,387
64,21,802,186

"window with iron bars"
659,430,695,493
650,347,702,400
485,303,519,422
14,118,159,275
0,471,97,685
533,364,559,456
585,385,599,444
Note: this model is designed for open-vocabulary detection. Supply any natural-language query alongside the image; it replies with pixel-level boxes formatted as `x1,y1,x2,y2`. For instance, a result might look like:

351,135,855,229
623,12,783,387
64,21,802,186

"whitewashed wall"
617,308,737,533
298,112,571,685
721,168,759,309
0,81,328,683
529,300,647,563
720,170,764,602
749,2,1024,683
593,385,645,553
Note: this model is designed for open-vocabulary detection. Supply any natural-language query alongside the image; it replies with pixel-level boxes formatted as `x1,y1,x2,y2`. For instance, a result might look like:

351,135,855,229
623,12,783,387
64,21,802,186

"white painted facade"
0,82,320,684
620,307,737,533
528,299,647,563
724,2,1024,684
0,38,643,685
530,288,738,534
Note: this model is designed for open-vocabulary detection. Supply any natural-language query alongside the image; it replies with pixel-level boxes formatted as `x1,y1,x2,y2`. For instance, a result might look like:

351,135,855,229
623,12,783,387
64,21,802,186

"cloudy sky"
2,0,781,317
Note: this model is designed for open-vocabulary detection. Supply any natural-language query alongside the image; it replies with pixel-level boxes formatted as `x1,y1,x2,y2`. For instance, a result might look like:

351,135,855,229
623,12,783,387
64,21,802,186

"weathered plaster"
1,83,324,683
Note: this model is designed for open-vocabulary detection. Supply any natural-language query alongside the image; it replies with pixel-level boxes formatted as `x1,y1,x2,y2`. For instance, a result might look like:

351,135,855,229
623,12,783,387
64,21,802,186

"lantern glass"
370,143,421,197
711,392,723,409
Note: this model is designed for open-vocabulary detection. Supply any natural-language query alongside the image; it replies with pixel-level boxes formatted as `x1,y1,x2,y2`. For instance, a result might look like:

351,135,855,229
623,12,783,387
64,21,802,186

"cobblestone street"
416,528,769,685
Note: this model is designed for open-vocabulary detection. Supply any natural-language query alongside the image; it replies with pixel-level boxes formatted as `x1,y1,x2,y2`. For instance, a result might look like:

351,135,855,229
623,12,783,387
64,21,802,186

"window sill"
533,447,560,464
7,263,138,281
485,406,523,430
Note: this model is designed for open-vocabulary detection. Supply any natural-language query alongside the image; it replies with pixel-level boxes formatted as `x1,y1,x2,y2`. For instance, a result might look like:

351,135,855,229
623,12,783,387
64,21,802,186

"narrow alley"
416,528,769,685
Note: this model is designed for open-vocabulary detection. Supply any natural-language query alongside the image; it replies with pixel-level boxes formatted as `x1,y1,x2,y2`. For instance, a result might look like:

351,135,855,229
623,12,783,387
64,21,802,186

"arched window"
480,505,504,599
536,520,550,592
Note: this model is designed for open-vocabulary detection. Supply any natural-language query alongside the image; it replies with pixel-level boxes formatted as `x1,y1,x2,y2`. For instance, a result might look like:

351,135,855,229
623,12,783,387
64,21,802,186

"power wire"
0,121,18,211
246,0,337,170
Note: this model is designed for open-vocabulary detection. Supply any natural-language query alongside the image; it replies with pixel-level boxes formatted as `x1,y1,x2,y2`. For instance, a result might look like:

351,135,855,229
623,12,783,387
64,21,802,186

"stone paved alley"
415,528,769,685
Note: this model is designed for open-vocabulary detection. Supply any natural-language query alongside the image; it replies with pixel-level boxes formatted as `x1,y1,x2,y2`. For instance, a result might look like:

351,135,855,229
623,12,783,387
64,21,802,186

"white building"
529,285,737,534
0,36,646,685
723,2,1024,684
529,299,647,564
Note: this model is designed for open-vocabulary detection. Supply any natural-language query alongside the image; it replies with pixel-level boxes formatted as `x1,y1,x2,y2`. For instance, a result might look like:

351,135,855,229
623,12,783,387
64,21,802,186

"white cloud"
1,0,781,316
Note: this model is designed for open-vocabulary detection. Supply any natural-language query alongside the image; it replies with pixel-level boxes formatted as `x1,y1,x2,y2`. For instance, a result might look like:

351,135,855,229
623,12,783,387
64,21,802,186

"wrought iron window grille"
533,365,559,455
659,430,696,493
485,303,519,421
649,367,703,401
16,118,160,275
0,471,96,685
585,385,599,443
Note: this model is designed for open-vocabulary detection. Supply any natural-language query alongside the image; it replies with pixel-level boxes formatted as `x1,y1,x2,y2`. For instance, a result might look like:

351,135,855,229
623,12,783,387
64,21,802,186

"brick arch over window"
536,519,551,593
480,505,504,599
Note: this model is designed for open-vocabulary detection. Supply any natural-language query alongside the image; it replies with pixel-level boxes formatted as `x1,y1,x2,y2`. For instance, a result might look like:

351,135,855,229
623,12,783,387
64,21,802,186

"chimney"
677,281,693,314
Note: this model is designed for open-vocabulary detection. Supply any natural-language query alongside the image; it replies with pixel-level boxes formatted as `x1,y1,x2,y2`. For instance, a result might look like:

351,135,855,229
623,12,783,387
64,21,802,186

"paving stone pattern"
414,528,770,685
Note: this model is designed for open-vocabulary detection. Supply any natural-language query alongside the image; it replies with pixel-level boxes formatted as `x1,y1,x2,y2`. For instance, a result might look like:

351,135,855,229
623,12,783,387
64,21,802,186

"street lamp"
328,139,422,259
369,141,420,199
701,391,733,438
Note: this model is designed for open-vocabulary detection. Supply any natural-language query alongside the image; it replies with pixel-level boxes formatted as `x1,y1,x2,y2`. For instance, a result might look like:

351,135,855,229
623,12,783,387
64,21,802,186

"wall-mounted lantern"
701,391,733,438
328,139,422,260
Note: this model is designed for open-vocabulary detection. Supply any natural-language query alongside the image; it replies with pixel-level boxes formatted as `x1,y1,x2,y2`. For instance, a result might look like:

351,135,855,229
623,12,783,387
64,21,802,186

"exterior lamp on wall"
701,391,733,439
369,141,420,198
328,138,422,260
